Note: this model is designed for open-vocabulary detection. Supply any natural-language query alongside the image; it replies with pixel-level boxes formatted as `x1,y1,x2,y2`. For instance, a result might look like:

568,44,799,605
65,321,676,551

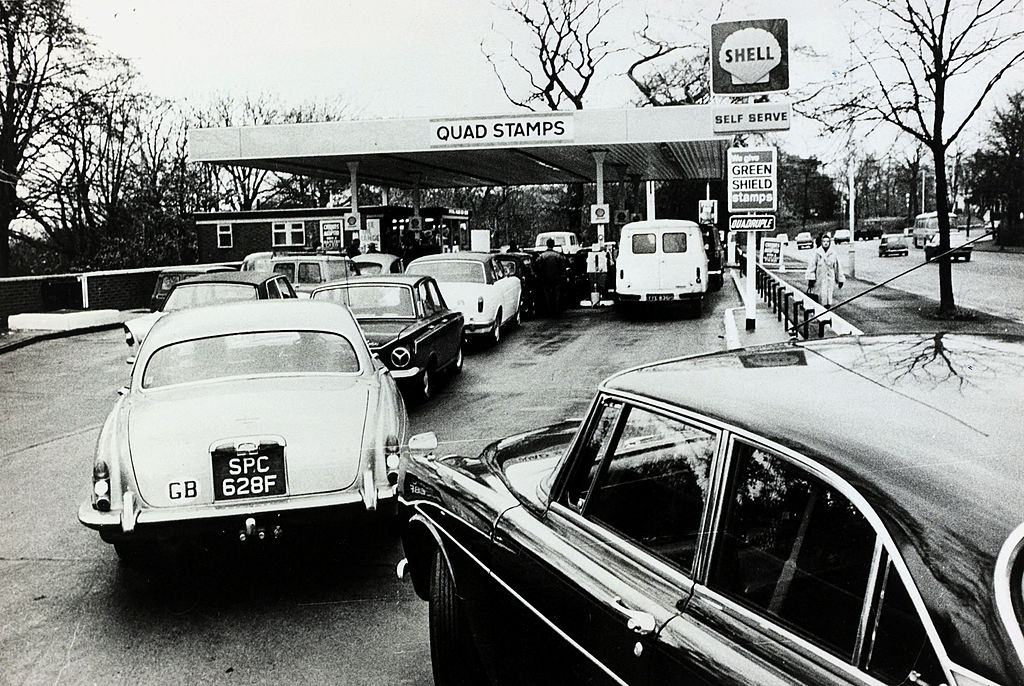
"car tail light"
92,460,111,512
123,325,134,348
477,296,484,313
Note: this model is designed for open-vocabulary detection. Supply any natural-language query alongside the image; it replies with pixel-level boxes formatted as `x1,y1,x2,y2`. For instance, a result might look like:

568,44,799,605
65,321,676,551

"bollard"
770,283,779,313
818,319,831,338
781,291,791,324
802,309,811,340
793,300,803,337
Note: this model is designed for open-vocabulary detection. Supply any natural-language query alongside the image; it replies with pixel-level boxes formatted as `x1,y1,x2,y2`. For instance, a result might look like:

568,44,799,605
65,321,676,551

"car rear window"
407,260,485,284
156,273,190,294
163,284,257,311
631,233,656,254
142,331,360,388
354,262,383,276
662,233,687,253
313,285,415,318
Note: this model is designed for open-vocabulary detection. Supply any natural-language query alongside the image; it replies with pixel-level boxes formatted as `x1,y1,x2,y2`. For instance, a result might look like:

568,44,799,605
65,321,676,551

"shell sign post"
710,19,789,95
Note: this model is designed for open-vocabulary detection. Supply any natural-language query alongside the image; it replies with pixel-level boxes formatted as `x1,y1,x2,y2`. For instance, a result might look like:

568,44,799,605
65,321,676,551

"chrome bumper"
389,366,422,380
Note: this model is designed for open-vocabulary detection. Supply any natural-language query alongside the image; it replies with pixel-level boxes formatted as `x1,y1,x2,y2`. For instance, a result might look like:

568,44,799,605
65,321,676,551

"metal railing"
753,262,836,340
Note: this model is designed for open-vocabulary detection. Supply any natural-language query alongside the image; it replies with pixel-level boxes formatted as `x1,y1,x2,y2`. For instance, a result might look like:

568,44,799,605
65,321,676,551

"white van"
616,220,708,314
534,231,580,255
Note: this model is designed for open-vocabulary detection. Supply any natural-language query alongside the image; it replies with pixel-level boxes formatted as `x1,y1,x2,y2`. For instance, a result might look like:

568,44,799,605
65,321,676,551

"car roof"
408,252,492,264
353,253,400,265
159,265,234,276
621,219,699,232
603,333,1024,680
314,274,425,289
173,271,281,287
142,300,363,352
270,254,352,263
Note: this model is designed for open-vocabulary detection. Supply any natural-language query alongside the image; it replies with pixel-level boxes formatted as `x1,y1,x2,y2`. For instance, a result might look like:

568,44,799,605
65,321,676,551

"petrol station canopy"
188,105,732,189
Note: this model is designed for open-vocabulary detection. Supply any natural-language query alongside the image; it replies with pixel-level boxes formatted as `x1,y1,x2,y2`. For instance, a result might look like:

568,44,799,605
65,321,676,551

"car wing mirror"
126,355,136,365
409,432,438,460
117,386,129,396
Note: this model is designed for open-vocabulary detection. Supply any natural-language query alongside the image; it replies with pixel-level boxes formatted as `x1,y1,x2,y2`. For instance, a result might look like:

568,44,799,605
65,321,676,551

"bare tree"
483,0,620,111
809,0,1024,315
0,0,119,275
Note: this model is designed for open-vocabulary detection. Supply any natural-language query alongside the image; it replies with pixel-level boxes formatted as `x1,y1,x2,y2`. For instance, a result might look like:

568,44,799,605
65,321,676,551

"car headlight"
390,346,412,368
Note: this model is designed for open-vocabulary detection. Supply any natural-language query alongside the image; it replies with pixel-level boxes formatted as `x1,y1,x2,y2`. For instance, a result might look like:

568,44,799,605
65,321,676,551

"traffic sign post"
729,216,775,332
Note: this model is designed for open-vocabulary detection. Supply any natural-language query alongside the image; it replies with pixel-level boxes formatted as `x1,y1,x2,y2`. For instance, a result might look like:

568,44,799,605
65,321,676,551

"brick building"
194,206,471,262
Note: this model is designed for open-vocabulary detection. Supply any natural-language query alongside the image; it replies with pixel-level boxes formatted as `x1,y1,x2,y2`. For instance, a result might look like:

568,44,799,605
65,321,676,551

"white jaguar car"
79,299,409,564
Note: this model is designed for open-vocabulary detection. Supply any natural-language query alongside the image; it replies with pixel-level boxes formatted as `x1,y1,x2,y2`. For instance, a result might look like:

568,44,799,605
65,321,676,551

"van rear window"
632,234,656,254
663,233,687,253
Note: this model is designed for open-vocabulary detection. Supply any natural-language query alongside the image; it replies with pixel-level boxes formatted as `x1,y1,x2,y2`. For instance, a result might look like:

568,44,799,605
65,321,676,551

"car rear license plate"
212,444,287,500
648,293,674,302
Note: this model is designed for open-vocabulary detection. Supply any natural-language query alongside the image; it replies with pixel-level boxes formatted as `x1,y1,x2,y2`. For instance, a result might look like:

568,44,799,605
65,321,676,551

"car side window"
298,262,322,284
582,406,717,576
425,280,447,310
864,560,944,686
418,283,441,317
265,279,281,299
561,398,624,512
709,441,877,661
279,279,296,298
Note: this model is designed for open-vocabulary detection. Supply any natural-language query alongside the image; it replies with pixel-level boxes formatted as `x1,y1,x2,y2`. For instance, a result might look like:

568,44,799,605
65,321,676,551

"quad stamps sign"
430,113,575,148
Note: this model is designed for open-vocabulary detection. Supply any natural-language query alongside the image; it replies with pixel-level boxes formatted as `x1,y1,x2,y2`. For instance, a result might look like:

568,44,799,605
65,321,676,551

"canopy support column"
593,151,606,246
347,162,359,215
646,181,656,220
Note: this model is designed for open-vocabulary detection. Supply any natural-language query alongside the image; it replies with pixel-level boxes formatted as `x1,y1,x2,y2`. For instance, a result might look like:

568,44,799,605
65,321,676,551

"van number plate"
647,293,674,302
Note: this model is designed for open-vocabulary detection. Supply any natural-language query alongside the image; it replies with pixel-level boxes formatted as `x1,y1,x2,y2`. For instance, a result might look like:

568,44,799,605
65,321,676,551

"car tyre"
114,541,153,569
418,364,434,401
429,552,487,686
451,344,464,375
491,310,502,346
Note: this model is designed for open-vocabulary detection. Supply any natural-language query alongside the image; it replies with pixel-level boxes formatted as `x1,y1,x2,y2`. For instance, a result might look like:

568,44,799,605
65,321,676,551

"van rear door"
659,229,696,290
626,230,661,292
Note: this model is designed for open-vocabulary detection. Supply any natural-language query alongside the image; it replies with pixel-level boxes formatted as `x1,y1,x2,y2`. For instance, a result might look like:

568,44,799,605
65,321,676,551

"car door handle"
612,596,656,636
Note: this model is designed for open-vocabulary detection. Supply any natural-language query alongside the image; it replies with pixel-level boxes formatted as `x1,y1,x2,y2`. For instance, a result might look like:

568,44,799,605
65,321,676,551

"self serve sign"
728,147,777,213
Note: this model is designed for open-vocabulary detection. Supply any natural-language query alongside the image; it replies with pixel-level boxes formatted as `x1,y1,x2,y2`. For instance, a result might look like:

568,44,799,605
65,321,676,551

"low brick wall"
0,262,239,329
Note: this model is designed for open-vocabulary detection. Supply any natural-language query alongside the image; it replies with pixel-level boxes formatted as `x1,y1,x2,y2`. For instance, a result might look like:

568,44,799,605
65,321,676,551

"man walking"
535,238,564,316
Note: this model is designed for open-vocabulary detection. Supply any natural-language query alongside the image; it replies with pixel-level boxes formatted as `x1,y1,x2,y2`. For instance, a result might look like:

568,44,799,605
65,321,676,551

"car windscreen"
142,331,360,388
407,260,485,284
163,283,257,311
313,285,415,318
537,235,568,246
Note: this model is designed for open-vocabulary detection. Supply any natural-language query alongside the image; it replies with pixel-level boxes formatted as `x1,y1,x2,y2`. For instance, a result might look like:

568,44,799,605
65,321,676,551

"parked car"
878,233,909,257
311,275,464,399
354,253,404,276
857,222,884,240
911,212,960,248
492,252,539,318
149,265,236,311
240,251,273,271
833,228,852,244
615,220,708,315
794,231,814,249
405,252,521,346
125,271,297,355
534,231,581,255
924,232,973,262
398,333,1024,686
80,300,409,565
270,253,360,296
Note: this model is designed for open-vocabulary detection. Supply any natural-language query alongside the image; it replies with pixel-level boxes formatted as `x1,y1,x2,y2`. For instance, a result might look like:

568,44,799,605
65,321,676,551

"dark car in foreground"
311,275,464,399
924,233,973,262
398,333,1024,686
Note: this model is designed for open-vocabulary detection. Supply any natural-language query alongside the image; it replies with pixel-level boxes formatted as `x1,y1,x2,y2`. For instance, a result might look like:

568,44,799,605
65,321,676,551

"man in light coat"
805,233,845,306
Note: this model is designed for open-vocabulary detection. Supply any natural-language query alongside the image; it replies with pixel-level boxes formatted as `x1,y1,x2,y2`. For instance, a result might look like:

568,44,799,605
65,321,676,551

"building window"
272,222,305,247
217,224,233,249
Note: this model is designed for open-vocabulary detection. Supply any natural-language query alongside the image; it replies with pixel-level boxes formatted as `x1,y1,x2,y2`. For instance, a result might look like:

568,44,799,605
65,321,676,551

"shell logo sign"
711,19,789,95
720,28,782,85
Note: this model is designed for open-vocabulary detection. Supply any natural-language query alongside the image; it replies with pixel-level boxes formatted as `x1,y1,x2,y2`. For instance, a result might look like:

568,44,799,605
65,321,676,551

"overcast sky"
70,0,1022,165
